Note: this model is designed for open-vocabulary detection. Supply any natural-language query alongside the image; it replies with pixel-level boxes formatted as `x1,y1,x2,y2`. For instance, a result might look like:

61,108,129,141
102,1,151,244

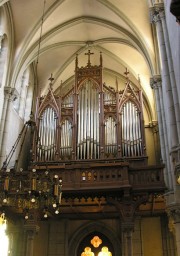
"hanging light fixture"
0,0,63,219
0,158,63,219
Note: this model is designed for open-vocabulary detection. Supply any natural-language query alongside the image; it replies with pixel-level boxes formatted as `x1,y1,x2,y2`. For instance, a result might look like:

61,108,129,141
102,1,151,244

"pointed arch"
68,221,121,256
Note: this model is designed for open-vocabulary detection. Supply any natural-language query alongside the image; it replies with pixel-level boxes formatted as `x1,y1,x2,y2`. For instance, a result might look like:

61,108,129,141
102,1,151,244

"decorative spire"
116,77,118,92
124,68,129,79
138,74,142,89
48,74,54,89
75,54,78,69
100,51,102,67
59,80,63,96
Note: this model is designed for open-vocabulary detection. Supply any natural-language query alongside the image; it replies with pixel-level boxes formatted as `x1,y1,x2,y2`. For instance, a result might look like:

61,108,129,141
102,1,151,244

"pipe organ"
32,52,146,163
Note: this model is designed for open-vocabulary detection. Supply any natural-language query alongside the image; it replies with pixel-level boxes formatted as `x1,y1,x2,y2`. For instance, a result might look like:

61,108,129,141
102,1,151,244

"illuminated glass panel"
0,215,9,256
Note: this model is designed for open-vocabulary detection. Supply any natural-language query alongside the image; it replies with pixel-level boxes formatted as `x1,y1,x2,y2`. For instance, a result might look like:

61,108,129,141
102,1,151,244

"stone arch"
69,221,121,256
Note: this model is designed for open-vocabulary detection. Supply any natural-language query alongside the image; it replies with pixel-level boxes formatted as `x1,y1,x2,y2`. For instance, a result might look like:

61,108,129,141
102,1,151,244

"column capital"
167,204,180,224
0,0,9,7
175,161,180,185
0,34,5,52
24,217,40,256
150,75,162,89
24,219,40,237
121,221,134,233
108,194,148,223
150,3,164,23
4,86,18,101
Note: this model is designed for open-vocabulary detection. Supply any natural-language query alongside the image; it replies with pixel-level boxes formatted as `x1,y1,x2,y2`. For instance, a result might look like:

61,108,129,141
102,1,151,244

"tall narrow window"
13,67,33,121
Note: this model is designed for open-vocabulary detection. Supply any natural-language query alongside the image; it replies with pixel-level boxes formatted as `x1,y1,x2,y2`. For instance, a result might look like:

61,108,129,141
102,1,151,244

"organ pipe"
121,101,143,157
37,107,57,161
77,79,100,160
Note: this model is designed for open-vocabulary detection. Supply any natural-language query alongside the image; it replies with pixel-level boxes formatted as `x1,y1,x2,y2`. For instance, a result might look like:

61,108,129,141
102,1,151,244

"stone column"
160,11,180,143
151,5,178,150
108,195,148,256
121,222,134,256
0,34,4,53
0,87,18,167
6,225,20,256
167,205,180,256
0,86,17,166
150,75,173,188
24,219,40,256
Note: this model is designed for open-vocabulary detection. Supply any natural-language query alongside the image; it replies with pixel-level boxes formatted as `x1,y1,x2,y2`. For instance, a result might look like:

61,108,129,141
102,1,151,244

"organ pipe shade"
37,107,57,161
105,116,117,156
77,79,100,160
121,101,143,157
60,119,72,157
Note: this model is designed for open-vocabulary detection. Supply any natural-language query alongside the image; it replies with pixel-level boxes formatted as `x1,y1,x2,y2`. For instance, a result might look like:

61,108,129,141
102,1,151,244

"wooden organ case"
33,52,146,163
31,51,165,219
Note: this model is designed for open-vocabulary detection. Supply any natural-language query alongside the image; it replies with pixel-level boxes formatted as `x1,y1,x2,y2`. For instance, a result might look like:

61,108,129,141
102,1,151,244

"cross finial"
138,74,142,89
85,50,94,66
124,68,129,78
48,74,54,89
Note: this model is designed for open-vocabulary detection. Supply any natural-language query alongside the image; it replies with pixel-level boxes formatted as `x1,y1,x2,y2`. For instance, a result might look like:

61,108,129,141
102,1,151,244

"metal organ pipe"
60,119,72,158
38,107,57,161
84,84,87,159
35,79,144,161
121,101,143,157
90,88,94,159
87,80,91,159
77,80,99,160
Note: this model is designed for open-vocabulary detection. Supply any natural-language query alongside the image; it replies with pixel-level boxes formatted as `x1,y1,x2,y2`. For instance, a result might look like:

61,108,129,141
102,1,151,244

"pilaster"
167,205,180,256
121,222,134,256
150,75,173,188
24,218,40,256
0,86,18,167
150,4,179,151
108,195,148,256
6,225,20,256
159,10,180,145
0,34,5,53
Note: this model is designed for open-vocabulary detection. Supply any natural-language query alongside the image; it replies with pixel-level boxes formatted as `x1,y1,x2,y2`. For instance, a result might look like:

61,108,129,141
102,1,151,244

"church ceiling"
1,0,156,112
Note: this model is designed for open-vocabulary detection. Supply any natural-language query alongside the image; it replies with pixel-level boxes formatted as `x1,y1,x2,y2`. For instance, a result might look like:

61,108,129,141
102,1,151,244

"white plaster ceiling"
3,0,156,113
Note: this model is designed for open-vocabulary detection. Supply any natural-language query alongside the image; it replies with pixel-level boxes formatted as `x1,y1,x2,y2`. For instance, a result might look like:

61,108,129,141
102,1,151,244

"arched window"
78,232,114,256
13,67,34,121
